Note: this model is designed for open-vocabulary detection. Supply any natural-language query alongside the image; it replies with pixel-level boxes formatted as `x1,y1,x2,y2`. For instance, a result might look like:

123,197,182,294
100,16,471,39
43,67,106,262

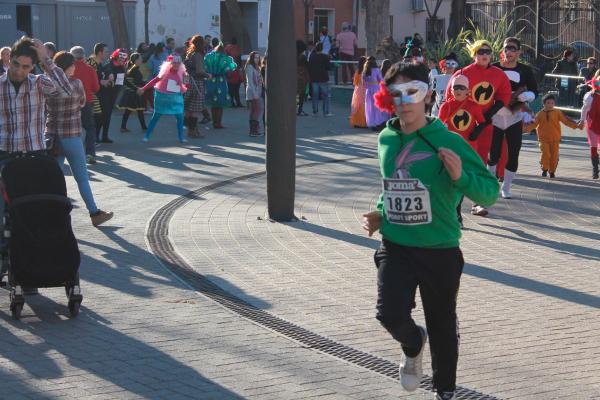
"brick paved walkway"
0,104,599,399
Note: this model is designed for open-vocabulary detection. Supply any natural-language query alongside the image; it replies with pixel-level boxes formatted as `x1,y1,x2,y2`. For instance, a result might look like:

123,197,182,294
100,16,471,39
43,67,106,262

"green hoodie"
376,117,499,248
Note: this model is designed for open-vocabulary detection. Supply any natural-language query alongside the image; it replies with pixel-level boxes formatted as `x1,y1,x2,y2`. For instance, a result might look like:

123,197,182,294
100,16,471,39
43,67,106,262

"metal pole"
266,0,297,221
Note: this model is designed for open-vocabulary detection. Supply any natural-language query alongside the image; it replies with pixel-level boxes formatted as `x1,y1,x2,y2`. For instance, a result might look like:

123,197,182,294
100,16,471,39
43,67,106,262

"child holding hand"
524,93,581,178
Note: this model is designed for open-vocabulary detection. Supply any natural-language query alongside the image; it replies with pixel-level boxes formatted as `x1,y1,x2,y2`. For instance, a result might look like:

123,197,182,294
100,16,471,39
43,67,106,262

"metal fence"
467,0,600,72
539,73,587,113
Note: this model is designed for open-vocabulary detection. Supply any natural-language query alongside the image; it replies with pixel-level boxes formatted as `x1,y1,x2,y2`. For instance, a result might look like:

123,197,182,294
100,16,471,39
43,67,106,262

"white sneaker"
501,186,512,199
471,205,488,216
400,326,427,392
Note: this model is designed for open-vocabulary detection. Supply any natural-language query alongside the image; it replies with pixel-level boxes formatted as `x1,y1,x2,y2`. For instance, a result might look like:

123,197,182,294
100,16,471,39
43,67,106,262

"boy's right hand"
362,211,382,237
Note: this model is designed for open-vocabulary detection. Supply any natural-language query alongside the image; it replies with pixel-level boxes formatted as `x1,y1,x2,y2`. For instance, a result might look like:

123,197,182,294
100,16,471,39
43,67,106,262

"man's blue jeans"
311,82,330,115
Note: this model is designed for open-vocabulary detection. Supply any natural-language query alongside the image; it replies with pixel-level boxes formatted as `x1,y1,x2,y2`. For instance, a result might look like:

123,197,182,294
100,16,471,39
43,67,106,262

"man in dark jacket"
552,49,579,107
578,57,597,106
308,42,332,117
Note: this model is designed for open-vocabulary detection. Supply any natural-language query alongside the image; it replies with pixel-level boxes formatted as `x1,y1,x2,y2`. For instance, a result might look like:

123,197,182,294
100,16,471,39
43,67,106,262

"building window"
313,8,334,43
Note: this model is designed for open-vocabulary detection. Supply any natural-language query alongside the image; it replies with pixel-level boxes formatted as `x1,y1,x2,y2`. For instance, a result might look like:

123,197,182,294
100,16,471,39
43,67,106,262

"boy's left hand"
438,148,462,181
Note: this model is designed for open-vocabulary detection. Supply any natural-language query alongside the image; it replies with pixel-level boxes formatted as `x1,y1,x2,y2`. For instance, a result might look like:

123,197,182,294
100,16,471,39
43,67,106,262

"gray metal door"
31,4,57,45
57,2,136,53
57,3,113,54
0,3,18,45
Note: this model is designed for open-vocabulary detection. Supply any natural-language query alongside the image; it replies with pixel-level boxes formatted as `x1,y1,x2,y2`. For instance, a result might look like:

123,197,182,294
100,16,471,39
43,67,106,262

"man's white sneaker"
435,391,456,400
400,326,427,392
501,187,512,199
471,205,488,216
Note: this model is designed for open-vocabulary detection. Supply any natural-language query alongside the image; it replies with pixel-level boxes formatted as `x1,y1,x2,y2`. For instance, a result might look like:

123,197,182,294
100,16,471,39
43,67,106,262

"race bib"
166,79,180,93
115,73,125,86
383,178,432,225
561,78,569,88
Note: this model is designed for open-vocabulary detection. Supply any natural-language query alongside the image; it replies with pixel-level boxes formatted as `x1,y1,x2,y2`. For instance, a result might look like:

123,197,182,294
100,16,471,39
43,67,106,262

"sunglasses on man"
476,48,492,56
503,45,519,52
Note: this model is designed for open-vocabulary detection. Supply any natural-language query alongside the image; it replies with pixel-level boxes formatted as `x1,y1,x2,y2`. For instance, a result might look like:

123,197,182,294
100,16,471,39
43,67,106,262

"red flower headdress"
374,82,395,114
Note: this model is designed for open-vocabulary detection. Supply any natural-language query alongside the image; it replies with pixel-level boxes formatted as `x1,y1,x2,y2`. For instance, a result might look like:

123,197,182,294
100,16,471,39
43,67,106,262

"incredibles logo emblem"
472,82,495,105
451,110,472,131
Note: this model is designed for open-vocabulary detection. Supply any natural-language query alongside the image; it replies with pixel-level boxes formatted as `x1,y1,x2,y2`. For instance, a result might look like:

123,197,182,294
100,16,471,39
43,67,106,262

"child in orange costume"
524,93,580,177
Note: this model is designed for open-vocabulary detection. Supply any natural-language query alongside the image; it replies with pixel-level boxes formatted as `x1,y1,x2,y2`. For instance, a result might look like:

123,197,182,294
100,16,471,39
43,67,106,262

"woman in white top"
245,51,264,137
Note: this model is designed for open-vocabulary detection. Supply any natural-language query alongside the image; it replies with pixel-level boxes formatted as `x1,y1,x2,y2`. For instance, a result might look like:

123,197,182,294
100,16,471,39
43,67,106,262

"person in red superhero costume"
445,40,511,216
439,74,485,142
439,74,486,226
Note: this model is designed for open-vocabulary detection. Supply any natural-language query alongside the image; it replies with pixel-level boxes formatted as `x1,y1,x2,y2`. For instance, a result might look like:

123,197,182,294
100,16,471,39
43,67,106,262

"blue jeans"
145,112,184,141
311,82,330,115
56,136,98,215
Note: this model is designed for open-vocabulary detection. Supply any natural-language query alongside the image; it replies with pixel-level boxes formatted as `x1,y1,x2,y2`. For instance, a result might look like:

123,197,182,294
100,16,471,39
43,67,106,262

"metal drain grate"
146,158,501,400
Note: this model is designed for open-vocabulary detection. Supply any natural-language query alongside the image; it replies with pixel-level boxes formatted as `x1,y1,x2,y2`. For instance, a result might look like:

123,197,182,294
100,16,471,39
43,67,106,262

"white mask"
445,60,459,69
387,81,429,105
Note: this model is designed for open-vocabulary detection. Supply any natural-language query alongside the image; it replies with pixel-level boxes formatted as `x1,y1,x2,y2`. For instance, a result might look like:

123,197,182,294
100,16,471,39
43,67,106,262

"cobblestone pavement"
0,104,599,399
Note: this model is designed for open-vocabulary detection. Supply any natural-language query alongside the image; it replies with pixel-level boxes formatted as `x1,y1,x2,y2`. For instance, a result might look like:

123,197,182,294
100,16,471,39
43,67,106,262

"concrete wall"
357,0,451,50
134,0,219,48
135,0,269,52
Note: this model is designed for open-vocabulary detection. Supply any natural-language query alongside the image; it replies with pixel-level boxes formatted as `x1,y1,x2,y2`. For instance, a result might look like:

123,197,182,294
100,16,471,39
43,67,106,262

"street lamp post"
266,0,297,222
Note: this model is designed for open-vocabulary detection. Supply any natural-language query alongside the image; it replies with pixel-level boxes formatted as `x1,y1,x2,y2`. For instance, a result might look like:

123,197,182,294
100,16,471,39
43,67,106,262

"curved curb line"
145,156,501,400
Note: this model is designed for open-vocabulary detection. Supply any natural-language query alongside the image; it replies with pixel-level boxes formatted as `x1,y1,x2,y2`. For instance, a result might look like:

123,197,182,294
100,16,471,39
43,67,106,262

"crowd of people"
0,33,272,226
3,27,600,400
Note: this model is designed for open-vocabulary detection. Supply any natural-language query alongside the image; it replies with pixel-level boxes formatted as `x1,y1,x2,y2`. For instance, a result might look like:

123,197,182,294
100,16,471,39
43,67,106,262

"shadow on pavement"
474,223,600,262
288,220,379,250
77,228,186,298
465,262,600,309
0,298,244,399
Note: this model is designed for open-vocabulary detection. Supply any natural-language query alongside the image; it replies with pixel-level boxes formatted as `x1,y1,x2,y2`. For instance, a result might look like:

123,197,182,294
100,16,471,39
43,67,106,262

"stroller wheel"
68,300,80,317
11,302,22,320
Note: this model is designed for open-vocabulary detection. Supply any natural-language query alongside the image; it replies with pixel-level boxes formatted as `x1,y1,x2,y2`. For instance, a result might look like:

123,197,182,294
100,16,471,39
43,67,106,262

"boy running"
365,63,499,400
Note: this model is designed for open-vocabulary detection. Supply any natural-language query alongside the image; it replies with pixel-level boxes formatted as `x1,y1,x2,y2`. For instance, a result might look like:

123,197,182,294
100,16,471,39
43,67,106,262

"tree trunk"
224,0,252,53
447,0,467,39
266,0,297,221
365,0,390,57
105,0,130,50
144,0,150,44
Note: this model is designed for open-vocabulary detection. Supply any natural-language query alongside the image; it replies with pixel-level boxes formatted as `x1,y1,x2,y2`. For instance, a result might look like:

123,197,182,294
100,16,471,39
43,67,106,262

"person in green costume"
362,62,499,400
204,38,237,129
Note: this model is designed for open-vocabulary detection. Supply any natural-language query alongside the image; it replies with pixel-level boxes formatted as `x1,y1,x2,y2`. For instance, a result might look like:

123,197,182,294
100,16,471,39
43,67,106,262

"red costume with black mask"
445,63,512,163
439,98,485,144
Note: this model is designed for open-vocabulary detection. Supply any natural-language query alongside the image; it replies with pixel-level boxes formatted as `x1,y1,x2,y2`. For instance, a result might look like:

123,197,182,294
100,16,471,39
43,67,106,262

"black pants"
229,83,242,107
488,121,523,172
374,239,463,393
96,89,118,141
297,90,307,113
121,110,147,130
80,103,96,157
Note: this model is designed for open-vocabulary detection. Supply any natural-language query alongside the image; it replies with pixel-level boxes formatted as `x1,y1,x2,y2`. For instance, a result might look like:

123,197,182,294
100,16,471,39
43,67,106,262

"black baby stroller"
0,152,82,320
